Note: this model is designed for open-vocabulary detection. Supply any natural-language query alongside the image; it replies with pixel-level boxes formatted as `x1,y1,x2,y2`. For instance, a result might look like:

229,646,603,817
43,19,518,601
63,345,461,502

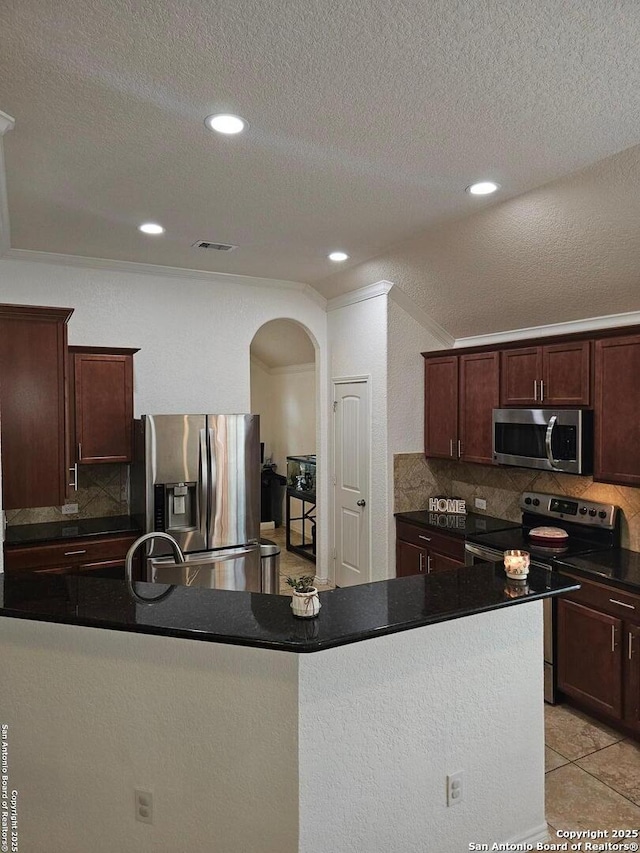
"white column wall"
328,294,388,583
386,296,451,572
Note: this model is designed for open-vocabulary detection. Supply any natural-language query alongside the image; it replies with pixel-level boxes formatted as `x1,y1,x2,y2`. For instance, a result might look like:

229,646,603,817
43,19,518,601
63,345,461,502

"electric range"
464,491,620,703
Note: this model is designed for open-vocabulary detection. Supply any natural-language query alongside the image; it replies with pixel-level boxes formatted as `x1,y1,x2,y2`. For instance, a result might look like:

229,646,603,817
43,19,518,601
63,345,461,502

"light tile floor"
266,527,335,595
545,703,640,835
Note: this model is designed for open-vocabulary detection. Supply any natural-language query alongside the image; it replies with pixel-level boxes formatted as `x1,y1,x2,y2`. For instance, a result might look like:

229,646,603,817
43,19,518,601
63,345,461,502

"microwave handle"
545,415,558,469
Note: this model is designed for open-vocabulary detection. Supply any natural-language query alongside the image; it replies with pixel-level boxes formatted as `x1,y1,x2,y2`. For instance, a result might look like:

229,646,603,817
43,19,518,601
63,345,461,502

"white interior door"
333,380,370,587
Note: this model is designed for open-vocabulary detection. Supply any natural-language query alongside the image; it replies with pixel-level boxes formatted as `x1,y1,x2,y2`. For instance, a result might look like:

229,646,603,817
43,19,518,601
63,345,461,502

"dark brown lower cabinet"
557,599,623,719
625,624,640,733
557,575,640,736
395,520,465,577
3,534,140,580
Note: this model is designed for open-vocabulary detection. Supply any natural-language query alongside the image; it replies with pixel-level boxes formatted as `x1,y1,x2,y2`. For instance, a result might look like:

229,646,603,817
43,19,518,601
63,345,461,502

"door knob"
357,499,366,507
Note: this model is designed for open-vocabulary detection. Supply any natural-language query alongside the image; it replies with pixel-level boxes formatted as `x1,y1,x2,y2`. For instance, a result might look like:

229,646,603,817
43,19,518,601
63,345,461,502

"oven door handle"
464,543,501,563
545,415,559,470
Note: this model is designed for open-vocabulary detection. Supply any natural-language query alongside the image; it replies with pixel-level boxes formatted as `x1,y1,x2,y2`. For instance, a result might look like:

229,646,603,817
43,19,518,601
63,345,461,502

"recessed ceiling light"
328,251,349,262
139,222,165,235
205,114,247,135
466,181,500,196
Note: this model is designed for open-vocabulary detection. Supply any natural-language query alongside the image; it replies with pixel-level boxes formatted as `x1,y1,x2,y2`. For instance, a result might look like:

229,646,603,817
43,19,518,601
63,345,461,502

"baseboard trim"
505,822,550,847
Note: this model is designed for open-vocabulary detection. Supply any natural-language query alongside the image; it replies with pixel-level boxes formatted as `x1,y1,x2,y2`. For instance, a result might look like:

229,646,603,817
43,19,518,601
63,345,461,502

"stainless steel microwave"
492,408,593,474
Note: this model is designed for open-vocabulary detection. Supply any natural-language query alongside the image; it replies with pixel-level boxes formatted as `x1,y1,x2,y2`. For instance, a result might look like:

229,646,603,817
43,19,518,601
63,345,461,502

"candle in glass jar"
503,549,530,577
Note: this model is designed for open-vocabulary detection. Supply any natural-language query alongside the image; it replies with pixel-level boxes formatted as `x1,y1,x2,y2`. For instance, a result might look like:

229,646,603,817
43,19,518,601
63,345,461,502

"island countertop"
0,563,579,652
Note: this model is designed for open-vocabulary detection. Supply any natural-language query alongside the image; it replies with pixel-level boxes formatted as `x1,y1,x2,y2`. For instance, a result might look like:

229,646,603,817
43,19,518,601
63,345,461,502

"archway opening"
250,319,326,588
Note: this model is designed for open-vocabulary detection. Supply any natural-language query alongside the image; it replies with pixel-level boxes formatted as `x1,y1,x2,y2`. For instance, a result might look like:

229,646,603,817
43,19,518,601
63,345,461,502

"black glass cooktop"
556,549,640,593
467,527,613,564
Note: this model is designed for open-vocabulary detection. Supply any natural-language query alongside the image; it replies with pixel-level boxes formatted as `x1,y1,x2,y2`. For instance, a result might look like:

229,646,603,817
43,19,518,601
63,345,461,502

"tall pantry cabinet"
0,304,73,509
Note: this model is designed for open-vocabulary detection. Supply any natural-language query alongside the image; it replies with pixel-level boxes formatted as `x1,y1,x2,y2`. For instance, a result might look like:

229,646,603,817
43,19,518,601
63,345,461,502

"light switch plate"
474,498,487,510
62,503,79,515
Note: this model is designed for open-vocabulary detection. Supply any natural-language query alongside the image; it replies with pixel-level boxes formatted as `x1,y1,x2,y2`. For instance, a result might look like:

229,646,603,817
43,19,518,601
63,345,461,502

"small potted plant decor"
286,574,321,618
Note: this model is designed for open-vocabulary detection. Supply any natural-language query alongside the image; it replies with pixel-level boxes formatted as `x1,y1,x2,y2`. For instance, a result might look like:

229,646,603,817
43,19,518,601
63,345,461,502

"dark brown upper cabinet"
424,356,458,459
424,351,498,464
0,303,73,510
69,347,138,465
594,335,640,486
458,352,500,465
501,341,590,407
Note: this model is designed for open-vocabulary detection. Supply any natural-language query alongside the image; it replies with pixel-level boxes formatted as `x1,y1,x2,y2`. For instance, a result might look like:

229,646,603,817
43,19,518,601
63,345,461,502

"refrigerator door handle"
199,428,209,544
208,427,217,545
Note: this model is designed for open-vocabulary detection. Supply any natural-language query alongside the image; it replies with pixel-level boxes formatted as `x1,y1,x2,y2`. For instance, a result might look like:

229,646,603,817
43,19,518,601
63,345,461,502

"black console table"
285,487,316,564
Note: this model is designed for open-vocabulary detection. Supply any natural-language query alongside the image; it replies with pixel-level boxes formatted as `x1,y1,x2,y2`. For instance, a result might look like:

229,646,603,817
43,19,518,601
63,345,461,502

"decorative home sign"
428,497,467,515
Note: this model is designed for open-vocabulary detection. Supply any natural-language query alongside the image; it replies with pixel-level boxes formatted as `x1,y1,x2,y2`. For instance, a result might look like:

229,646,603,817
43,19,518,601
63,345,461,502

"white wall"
2,617,299,853
1,602,547,853
0,256,328,572
299,603,546,852
251,358,316,534
328,294,388,582
386,296,450,572
250,361,316,475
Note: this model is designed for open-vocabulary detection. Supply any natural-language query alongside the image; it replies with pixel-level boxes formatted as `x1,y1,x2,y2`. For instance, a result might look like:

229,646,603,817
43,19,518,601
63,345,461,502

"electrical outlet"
474,498,487,510
447,771,463,806
61,503,78,515
135,789,153,824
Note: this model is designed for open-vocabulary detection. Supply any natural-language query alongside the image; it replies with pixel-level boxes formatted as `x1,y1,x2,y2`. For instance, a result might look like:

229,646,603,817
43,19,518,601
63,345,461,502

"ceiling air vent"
191,240,237,251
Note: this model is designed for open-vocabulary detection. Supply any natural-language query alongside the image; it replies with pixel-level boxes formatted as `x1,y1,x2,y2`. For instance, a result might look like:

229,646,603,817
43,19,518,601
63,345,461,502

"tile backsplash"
5,464,129,526
394,454,640,551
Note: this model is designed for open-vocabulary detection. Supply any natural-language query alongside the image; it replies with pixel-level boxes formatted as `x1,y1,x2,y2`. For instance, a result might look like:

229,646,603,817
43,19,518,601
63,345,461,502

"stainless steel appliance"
493,408,593,474
465,492,619,703
131,414,271,592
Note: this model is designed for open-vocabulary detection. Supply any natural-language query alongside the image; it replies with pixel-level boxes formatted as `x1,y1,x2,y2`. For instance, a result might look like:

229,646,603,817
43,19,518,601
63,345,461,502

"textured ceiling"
251,319,315,368
1,0,640,334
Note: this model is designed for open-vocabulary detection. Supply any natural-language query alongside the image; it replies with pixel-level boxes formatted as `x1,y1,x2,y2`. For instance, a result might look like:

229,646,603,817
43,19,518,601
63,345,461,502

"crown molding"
270,362,315,375
0,111,15,136
387,285,454,348
1,247,327,306
250,355,315,375
327,279,454,346
0,111,15,256
454,309,640,348
326,280,393,311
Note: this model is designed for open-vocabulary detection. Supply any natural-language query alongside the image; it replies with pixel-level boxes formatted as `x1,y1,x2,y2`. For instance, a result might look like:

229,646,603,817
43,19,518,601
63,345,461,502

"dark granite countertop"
0,564,579,652
4,516,142,547
555,548,640,595
395,510,522,539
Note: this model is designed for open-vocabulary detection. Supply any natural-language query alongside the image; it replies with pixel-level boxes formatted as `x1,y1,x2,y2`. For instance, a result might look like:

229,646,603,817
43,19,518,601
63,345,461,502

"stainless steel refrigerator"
131,414,271,592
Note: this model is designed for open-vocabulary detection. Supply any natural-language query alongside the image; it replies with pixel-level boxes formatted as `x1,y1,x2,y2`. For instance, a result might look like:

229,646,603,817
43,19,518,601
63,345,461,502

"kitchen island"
0,565,578,853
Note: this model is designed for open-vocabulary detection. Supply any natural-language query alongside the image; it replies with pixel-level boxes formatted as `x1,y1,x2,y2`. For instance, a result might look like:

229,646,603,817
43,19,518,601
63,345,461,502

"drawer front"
395,521,464,560
4,535,137,573
560,572,640,622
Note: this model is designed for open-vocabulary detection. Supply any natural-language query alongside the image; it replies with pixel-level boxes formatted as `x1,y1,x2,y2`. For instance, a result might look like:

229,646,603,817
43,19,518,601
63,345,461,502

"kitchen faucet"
125,531,185,604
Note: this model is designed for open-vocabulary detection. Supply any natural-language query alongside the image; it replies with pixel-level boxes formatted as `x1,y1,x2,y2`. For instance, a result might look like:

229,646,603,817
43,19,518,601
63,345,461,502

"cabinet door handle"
609,598,635,610
64,549,87,556
418,535,431,542
449,439,454,457
611,625,616,652
68,463,78,491
540,380,544,402
78,443,82,461
427,555,432,573
419,553,425,573
533,380,538,401
629,632,634,661
457,439,462,458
